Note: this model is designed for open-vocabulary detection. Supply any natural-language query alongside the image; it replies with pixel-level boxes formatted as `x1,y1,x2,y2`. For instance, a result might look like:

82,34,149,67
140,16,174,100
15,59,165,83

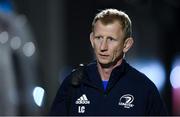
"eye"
108,37,116,41
95,36,103,40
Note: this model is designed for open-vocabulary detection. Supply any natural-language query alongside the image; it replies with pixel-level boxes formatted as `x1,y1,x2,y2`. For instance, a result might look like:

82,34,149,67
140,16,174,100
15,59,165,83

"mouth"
99,54,109,58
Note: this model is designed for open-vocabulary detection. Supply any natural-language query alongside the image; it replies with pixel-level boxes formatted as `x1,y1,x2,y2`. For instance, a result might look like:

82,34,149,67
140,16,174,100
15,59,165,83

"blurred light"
131,59,166,91
79,64,84,66
171,56,180,115
10,36,21,50
170,66,180,89
15,15,27,27
33,87,45,107
22,42,35,57
170,57,180,89
0,31,9,44
0,0,13,13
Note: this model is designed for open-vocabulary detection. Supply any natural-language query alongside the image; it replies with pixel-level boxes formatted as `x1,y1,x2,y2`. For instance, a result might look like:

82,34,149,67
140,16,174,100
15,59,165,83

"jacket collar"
83,59,127,93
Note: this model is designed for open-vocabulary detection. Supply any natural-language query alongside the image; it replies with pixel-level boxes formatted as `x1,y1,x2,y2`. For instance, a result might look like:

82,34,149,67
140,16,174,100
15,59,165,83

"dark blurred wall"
13,0,66,114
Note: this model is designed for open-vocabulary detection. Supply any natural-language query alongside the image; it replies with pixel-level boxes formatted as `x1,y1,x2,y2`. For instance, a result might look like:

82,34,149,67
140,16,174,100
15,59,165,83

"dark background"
0,0,179,115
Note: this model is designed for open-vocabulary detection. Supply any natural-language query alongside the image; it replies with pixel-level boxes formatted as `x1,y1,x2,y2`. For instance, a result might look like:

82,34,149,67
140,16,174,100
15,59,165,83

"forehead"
94,20,123,37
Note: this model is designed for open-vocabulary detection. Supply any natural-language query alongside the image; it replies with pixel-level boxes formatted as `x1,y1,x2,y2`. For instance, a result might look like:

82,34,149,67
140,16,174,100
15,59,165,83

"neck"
97,59,123,81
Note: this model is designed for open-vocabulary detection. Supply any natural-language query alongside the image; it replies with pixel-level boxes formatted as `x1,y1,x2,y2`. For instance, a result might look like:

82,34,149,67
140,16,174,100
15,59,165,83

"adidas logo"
75,94,90,105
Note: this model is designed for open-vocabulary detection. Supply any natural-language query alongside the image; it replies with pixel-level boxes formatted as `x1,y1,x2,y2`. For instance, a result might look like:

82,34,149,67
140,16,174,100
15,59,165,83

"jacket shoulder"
125,63,168,115
126,63,157,90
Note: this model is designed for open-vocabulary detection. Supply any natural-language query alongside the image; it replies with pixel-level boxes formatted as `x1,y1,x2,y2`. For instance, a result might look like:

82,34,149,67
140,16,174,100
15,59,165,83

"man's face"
90,20,126,66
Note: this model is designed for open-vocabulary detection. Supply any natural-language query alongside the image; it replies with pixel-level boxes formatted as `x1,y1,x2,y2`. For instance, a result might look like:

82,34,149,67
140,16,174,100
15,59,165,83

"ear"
123,37,134,53
90,32,94,48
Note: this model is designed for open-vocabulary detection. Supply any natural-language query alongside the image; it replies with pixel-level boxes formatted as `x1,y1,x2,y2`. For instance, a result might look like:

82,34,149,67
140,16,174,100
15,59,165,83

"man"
50,8,167,115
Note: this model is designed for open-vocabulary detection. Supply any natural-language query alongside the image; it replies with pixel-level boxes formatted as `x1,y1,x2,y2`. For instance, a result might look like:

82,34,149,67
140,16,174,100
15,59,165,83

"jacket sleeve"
146,84,168,115
49,76,71,115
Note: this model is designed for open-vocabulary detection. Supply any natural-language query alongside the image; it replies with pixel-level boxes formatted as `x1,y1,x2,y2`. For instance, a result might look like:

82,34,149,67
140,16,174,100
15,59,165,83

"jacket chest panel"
70,85,146,115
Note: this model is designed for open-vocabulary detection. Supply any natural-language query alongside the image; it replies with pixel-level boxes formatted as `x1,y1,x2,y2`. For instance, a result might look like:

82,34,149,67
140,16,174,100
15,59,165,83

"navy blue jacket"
50,59,167,115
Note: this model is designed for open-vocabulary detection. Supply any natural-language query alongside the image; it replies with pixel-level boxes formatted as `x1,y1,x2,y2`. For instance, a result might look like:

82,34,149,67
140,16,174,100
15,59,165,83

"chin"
98,59,111,65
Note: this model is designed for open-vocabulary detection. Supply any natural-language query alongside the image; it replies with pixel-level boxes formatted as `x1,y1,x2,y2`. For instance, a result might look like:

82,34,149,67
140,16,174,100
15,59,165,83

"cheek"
93,44,99,54
112,46,123,57
93,40,98,49
94,44,98,51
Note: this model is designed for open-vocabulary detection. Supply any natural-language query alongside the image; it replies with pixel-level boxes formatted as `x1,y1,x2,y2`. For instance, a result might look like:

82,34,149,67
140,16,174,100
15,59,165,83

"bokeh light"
33,86,45,107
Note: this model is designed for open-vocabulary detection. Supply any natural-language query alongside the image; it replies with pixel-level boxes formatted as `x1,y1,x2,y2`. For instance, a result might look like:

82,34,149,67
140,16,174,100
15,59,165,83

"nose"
100,39,108,51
